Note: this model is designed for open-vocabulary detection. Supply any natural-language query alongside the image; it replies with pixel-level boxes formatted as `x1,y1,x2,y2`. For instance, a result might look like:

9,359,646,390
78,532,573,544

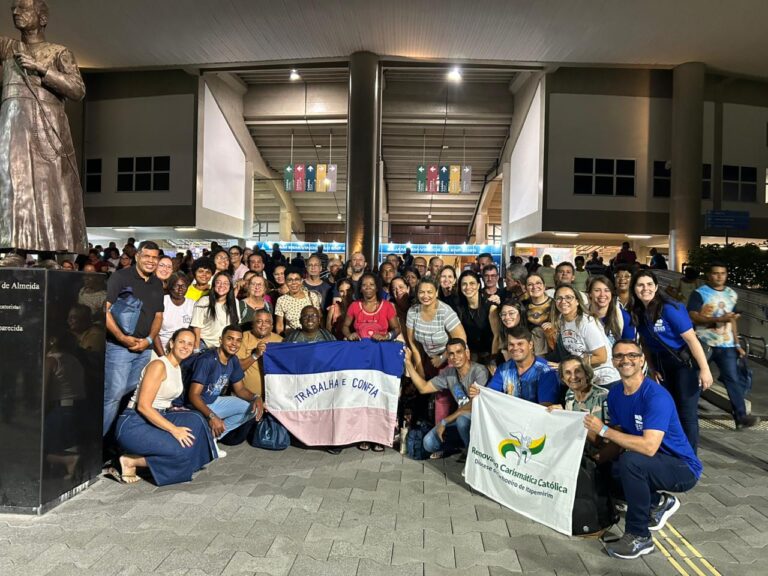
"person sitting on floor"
182,324,264,457
403,337,489,462
583,339,702,560
471,325,560,405
111,328,216,485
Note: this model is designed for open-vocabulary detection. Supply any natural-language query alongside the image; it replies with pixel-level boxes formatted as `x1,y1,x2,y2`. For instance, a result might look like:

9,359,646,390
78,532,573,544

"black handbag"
646,324,694,369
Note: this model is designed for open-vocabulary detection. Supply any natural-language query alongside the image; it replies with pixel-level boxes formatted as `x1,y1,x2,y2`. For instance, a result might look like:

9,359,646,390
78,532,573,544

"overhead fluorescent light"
553,232,579,237
174,227,198,232
626,234,652,239
113,227,136,232
447,67,462,83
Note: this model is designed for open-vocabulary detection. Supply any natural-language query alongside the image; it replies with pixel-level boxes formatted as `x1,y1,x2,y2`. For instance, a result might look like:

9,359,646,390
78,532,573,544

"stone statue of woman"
0,0,87,253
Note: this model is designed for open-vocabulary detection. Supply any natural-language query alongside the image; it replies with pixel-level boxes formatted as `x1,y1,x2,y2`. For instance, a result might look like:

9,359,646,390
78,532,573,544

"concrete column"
475,212,488,244
279,208,293,241
669,62,705,271
345,52,381,265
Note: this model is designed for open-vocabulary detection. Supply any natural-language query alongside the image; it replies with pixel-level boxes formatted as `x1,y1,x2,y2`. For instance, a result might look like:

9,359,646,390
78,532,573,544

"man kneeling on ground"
404,338,488,462
182,324,264,457
583,339,702,560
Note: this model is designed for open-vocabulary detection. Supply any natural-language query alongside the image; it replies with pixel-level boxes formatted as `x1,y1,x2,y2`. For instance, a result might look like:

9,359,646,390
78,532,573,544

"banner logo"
498,433,546,465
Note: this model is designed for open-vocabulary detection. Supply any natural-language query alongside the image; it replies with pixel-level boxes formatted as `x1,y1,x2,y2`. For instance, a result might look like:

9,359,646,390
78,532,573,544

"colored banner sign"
327,164,338,192
449,165,461,194
416,164,427,192
293,163,305,192
283,164,294,192
306,164,316,192
465,388,586,535
461,165,472,193
427,164,439,193
264,341,403,447
438,165,450,193
316,164,327,192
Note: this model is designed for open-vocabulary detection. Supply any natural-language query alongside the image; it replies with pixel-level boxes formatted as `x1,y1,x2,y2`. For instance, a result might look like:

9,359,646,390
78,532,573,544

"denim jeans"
652,350,700,452
208,395,253,438
423,413,471,454
615,451,697,538
103,342,152,436
710,347,748,421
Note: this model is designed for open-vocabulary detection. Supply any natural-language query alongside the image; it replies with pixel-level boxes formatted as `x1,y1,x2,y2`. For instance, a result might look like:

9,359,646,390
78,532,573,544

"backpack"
406,421,432,460
571,456,618,536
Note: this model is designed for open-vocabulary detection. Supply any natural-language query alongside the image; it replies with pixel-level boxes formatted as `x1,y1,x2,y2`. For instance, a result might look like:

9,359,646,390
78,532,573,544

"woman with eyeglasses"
190,271,240,351
587,275,636,347
274,267,321,336
154,272,195,357
492,299,527,362
155,255,174,290
552,284,619,387
238,274,273,324
613,265,633,309
524,272,556,356
229,245,248,283
630,270,713,451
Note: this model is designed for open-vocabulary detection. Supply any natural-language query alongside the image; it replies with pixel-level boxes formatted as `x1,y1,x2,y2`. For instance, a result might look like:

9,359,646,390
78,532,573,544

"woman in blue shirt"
629,271,713,451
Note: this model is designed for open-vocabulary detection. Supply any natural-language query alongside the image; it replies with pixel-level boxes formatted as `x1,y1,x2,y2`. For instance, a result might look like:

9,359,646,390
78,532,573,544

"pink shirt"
347,300,396,338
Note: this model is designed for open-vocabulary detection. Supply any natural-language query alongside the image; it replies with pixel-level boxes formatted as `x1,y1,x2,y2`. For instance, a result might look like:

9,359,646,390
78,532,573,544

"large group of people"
7,236,755,561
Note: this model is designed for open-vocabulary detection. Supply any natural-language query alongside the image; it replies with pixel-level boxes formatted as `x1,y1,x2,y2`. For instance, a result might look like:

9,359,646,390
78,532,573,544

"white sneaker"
215,443,227,458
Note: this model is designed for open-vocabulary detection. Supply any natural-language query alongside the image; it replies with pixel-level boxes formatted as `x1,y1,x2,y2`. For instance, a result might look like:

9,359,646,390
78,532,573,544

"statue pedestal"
0,268,105,514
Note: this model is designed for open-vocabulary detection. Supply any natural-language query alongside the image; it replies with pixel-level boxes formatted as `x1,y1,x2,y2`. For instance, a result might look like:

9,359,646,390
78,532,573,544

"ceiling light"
174,227,197,232
626,234,652,239
447,67,462,83
442,145,449,150
760,245,768,251
336,213,343,221
315,144,322,148
323,178,331,186
113,227,136,232
427,213,433,220
553,232,579,237
289,69,301,81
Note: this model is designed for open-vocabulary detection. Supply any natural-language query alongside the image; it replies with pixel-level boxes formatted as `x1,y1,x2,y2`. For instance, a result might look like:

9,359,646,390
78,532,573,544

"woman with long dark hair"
455,270,498,364
492,299,528,362
630,270,713,451
190,271,240,351
552,284,620,387
587,275,636,347
326,278,354,340
389,276,412,344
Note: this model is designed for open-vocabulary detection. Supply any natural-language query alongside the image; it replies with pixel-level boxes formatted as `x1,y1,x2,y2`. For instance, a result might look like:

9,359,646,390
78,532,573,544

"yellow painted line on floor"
667,523,723,576
653,535,691,576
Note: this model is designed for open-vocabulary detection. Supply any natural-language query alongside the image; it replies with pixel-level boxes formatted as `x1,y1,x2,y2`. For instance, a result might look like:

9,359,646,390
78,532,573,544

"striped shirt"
406,301,461,357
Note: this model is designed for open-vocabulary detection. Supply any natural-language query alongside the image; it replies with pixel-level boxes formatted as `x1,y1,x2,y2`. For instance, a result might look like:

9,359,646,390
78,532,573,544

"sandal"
105,466,140,485
358,442,370,451
371,444,385,453
429,451,444,460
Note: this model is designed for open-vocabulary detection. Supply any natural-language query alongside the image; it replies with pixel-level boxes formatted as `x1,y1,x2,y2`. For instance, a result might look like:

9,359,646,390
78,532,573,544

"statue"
0,0,87,254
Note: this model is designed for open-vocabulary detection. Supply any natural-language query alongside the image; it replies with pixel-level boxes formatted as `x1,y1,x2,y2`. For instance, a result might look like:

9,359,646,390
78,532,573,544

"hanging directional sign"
283,164,294,192
438,165,450,193
327,164,338,192
316,164,327,192
416,164,427,192
306,164,316,192
461,165,472,193
294,163,305,192
427,164,439,193
449,165,461,194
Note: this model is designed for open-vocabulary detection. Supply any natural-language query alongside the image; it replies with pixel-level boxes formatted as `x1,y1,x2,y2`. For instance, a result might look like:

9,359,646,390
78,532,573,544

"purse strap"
644,316,688,364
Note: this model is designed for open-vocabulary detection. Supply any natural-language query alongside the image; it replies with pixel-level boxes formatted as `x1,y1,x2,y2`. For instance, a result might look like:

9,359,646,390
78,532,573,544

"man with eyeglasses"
285,306,336,343
481,264,506,300
103,240,165,438
237,309,283,398
583,339,701,560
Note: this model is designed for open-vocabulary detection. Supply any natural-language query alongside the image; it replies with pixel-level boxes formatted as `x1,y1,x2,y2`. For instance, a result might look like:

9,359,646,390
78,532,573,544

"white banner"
465,387,586,535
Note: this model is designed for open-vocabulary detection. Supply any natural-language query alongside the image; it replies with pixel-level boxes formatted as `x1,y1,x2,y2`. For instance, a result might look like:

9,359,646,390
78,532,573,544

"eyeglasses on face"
555,295,576,303
614,352,643,360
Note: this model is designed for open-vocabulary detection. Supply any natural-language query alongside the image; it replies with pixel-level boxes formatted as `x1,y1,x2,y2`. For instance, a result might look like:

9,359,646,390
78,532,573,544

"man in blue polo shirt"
584,339,701,560
472,326,560,405
182,325,263,456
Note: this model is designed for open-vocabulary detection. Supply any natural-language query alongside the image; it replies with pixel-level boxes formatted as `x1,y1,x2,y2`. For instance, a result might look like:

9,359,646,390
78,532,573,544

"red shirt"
347,300,396,338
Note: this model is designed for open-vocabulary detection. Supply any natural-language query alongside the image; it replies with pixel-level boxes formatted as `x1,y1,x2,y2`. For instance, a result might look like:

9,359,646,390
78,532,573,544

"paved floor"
2,364,767,576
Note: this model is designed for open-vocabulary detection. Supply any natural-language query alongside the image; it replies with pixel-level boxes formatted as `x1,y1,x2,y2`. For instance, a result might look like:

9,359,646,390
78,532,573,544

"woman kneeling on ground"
111,328,216,485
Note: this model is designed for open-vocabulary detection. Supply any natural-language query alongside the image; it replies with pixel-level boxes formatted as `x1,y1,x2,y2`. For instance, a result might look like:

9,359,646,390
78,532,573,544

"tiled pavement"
2,365,767,575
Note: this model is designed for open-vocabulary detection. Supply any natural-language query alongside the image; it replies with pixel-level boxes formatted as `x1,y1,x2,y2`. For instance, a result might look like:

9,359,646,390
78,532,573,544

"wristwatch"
207,412,218,421
251,350,260,360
